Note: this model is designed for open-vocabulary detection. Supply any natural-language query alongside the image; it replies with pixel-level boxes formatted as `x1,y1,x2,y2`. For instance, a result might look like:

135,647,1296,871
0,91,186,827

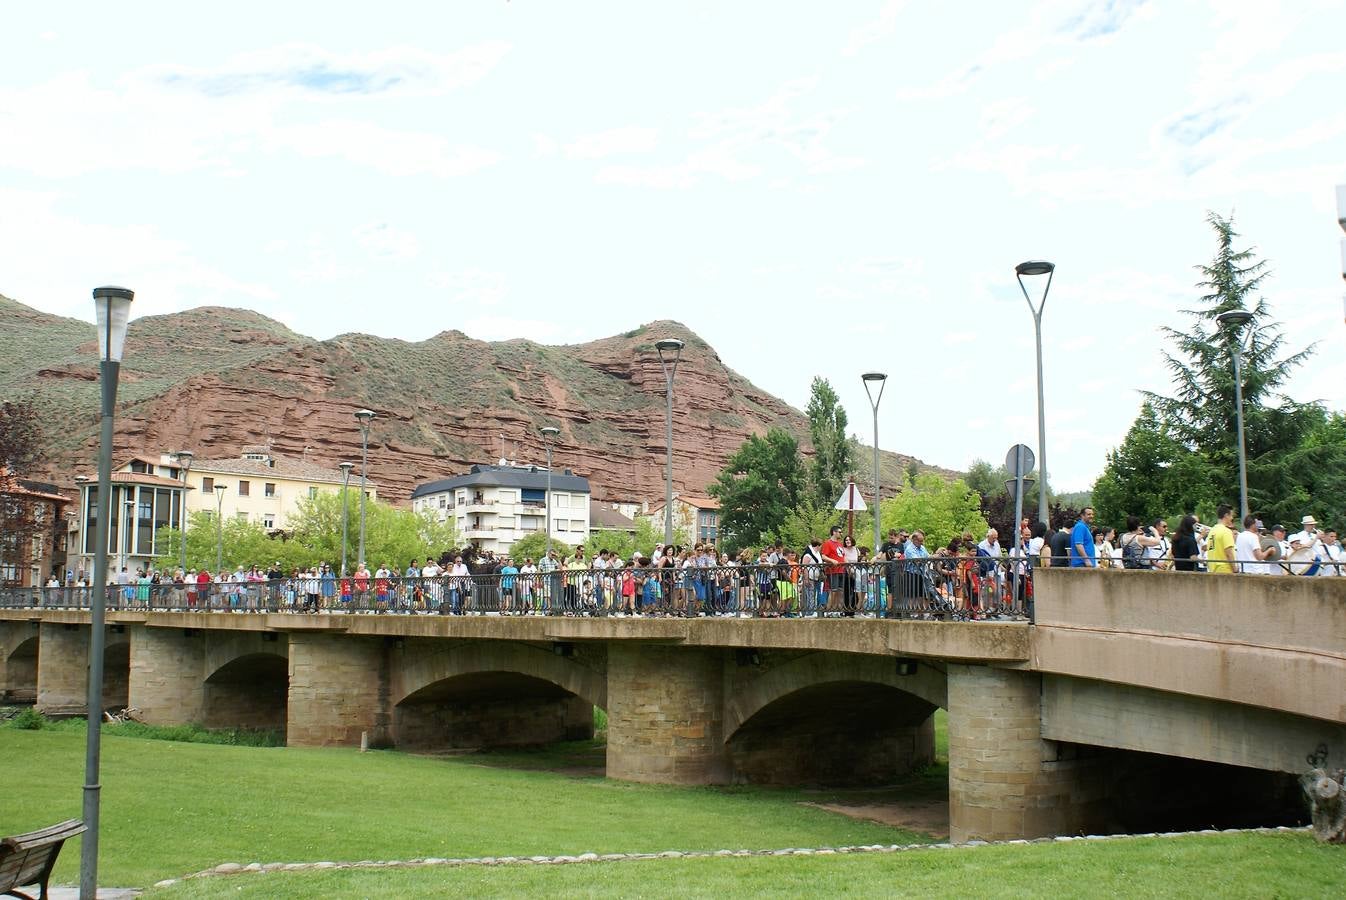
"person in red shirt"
820,525,845,615
195,569,212,610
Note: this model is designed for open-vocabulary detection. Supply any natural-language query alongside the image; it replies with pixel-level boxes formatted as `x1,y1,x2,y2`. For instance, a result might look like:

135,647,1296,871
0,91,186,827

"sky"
2,1,1344,491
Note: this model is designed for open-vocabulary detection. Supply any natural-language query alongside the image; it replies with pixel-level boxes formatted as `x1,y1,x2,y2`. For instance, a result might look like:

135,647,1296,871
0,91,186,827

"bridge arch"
394,641,607,752
724,652,946,786
4,636,39,703
103,639,131,711
202,641,289,734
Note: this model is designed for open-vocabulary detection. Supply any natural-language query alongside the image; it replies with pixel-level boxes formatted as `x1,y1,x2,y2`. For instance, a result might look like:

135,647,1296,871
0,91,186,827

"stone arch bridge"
2,570,1342,843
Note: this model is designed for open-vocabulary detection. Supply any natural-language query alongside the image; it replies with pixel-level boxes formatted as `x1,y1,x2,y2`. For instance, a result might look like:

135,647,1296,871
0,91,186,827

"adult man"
1287,516,1324,576
820,525,845,614
1141,518,1171,570
976,527,1004,599
902,530,931,605
1319,528,1342,576
538,549,559,613
1069,508,1097,568
1235,515,1273,574
1206,505,1237,574
879,529,905,615
1048,526,1072,567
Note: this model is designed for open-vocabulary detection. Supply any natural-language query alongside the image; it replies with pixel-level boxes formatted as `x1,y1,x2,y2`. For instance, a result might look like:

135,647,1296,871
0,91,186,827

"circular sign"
1005,444,1036,478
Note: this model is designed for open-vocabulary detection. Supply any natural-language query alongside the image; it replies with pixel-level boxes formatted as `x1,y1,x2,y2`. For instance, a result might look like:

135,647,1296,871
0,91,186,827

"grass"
0,727,925,889
152,832,1341,899
3,712,283,746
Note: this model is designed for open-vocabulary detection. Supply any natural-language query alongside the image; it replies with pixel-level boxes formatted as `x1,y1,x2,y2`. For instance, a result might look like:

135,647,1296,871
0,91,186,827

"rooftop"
189,454,374,487
590,503,637,531
412,464,590,499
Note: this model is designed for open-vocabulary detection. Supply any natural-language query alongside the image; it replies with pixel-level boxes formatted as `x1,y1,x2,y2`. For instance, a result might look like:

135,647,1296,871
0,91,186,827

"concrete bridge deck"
2,569,1342,843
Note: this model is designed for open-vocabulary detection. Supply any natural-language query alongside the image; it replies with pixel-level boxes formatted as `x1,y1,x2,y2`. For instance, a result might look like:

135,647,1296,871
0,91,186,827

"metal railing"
0,559,1035,620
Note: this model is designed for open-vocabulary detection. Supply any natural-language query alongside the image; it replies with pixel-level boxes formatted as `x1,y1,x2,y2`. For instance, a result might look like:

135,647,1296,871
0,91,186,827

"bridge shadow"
396,671,598,755
3,636,38,704
204,652,288,736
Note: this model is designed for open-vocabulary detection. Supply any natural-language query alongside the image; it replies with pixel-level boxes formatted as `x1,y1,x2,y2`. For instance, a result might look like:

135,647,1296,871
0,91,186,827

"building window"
569,519,584,532
238,480,250,497
265,483,276,498
236,512,248,522
439,496,447,508
554,493,569,508
129,460,148,474
262,514,275,529
308,487,318,499
554,520,567,533
201,476,214,492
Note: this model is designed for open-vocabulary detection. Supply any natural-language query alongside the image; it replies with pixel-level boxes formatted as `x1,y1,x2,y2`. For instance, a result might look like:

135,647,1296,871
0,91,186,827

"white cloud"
354,222,421,261
565,126,659,159
842,1,909,57
429,269,509,307
266,120,499,178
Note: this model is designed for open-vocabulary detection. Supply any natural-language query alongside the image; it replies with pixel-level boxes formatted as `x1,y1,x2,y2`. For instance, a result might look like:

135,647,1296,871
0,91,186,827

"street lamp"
354,410,376,569
1216,309,1254,519
338,462,354,576
1337,184,1346,323
1015,260,1055,526
83,284,133,900
654,339,685,546
173,450,193,574
122,496,136,575
213,484,227,572
861,372,888,555
540,426,560,558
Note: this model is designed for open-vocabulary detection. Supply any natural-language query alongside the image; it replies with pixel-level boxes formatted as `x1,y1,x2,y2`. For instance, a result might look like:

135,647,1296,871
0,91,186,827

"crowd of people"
1053,506,1342,576
30,504,1339,618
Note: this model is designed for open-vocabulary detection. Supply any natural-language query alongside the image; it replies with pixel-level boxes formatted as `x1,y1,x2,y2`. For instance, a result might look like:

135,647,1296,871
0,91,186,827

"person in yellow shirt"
1207,505,1238,574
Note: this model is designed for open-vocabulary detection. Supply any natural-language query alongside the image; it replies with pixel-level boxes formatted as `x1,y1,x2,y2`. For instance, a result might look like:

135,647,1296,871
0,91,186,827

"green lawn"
0,727,926,888
153,832,1340,899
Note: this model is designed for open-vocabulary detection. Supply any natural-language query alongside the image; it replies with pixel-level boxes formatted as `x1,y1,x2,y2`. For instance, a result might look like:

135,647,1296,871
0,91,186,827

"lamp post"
654,339,685,546
354,410,376,569
1216,309,1254,520
213,484,227,572
122,496,136,575
1015,260,1056,526
540,426,560,558
74,475,90,579
1337,185,1346,323
861,372,888,555
338,461,354,576
82,284,133,900
174,450,193,573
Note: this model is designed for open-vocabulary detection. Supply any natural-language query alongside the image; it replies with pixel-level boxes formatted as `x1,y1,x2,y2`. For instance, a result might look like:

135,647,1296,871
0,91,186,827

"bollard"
360,731,369,753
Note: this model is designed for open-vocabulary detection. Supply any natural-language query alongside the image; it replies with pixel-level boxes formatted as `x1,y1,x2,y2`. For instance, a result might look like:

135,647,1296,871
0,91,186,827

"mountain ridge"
1,294,952,504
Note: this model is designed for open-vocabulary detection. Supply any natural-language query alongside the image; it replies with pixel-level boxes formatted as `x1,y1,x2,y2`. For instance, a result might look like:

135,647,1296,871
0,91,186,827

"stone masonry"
947,664,1107,842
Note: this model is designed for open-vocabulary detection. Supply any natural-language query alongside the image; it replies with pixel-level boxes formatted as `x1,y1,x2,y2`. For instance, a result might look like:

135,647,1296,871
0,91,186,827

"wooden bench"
1,819,85,900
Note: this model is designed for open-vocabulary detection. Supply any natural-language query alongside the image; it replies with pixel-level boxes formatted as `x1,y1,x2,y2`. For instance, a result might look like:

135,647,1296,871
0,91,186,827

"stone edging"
152,826,1311,890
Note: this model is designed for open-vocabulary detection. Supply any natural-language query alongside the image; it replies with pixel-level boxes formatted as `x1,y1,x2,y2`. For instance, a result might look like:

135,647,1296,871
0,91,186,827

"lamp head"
214,484,227,493
1015,260,1055,277
861,372,888,383
654,338,685,354
175,450,194,465
74,475,90,485
92,285,135,363
338,461,355,474
1216,310,1254,331
540,426,561,439
354,409,376,425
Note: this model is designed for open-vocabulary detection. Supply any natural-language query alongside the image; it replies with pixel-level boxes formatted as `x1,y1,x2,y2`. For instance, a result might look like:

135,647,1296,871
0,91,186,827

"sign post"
834,481,868,541
1005,444,1036,615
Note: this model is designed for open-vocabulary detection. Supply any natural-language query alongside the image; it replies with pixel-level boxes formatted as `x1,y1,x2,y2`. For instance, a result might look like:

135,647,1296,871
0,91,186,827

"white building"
411,463,591,554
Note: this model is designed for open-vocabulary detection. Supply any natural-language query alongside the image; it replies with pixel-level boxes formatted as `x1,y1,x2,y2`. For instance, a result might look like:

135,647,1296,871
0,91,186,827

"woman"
1172,516,1201,572
840,535,859,616
655,545,676,616
1094,527,1117,570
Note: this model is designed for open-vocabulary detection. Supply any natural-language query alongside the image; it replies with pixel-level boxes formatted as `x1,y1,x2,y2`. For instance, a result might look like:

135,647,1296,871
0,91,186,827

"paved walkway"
48,888,138,899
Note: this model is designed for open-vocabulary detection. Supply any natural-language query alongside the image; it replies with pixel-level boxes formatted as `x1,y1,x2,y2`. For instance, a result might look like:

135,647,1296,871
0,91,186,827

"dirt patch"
804,799,949,839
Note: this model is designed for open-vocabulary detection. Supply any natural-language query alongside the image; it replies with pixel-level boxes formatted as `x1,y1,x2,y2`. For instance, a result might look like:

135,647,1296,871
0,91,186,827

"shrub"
11,707,45,730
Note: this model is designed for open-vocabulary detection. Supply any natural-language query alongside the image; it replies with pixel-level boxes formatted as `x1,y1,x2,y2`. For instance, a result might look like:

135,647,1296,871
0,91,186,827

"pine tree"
1143,212,1316,508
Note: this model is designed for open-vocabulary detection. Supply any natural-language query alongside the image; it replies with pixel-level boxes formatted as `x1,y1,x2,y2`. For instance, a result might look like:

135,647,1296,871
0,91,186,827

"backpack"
1121,534,1148,570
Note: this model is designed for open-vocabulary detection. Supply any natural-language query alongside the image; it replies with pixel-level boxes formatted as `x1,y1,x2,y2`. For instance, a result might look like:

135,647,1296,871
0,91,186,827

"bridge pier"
948,665,1106,842
35,622,88,715
128,625,206,724
287,632,391,747
606,644,731,784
